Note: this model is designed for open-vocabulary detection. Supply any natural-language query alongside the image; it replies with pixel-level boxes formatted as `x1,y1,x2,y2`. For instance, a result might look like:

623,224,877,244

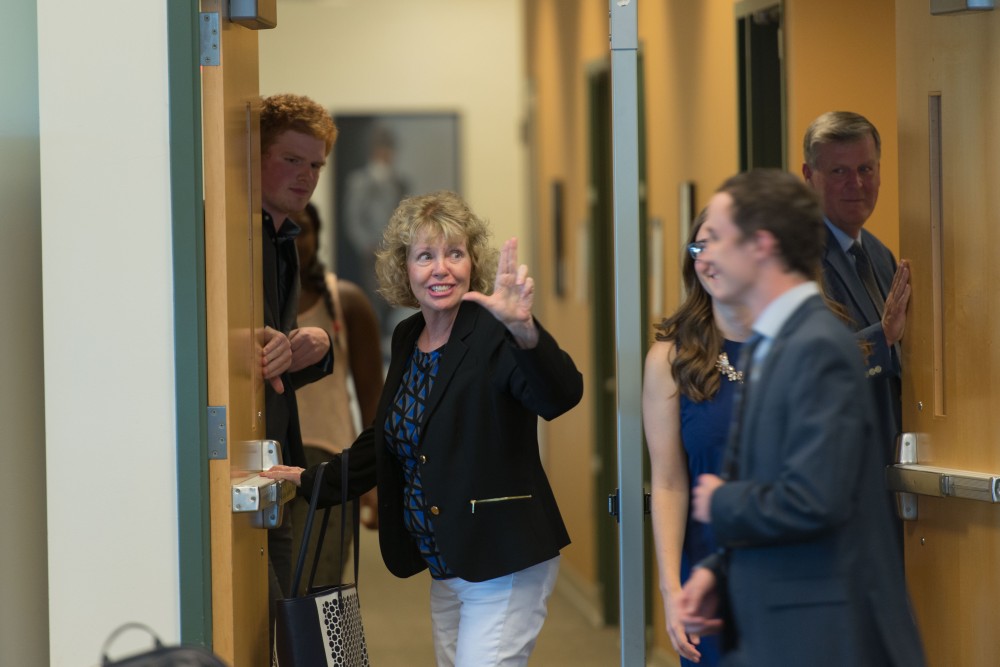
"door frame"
587,58,618,626
587,51,651,631
735,0,786,170
167,0,212,647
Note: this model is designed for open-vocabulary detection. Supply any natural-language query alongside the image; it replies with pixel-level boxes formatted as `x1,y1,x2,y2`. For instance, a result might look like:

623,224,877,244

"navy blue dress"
677,339,742,667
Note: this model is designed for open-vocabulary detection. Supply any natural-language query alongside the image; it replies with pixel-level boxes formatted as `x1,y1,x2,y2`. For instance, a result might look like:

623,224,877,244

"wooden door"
896,6,1000,666
201,2,268,665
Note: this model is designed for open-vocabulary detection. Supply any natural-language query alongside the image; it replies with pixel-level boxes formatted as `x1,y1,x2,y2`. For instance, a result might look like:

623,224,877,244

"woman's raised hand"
462,237,538,349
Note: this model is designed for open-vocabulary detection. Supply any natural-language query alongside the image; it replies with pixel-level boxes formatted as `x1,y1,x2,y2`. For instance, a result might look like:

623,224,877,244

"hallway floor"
352,526,628,666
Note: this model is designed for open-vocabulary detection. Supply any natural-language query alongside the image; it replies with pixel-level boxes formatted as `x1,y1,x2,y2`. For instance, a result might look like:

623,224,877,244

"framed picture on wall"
329,112,462,362
678,180,695,300
552,180,566,297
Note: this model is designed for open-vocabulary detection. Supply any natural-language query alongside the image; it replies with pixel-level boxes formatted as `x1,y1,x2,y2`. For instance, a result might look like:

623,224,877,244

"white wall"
1,1,48,665
36,2,181,664
258,0,528,259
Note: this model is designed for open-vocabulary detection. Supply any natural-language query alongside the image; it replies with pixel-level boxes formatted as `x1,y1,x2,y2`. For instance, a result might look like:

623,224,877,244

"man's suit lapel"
734,296,825,476
735,339,780,476
823,227,881,325
859,228,894,297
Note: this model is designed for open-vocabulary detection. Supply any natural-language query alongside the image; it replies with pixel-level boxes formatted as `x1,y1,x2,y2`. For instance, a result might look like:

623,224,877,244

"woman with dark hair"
289,202,384,583
643,212,751,666
266,191,582,667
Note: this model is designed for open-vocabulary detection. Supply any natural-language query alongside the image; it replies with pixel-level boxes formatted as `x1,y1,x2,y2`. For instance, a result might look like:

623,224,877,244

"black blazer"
301,301,583,582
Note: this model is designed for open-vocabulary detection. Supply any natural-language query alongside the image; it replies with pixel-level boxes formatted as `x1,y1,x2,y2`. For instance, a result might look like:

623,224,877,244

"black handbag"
273,453,371,667
100,622,229,666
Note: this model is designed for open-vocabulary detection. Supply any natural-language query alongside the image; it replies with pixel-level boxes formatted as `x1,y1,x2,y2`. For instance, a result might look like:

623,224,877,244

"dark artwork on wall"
552,180,566,297
329,112,461,362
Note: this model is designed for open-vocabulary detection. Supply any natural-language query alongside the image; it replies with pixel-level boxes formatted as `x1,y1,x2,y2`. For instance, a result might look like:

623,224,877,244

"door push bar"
886,432,1000,520
231,439,296,529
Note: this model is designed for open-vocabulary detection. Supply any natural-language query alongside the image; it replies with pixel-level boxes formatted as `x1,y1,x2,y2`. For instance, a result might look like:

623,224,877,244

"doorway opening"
737,1,785,170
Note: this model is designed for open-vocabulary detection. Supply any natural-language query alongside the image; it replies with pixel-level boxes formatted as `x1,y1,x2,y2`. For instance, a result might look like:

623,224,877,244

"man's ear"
752,229,779,260
802,162,813,183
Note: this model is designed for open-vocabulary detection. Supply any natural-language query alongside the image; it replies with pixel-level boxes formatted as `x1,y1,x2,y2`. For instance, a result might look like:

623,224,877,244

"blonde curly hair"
375,191,498,309
260,93,338,155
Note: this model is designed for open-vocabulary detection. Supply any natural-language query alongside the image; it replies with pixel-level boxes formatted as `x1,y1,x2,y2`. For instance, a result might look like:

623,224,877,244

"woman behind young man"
289,202,384,584
265,190,583,667
643,212,751,666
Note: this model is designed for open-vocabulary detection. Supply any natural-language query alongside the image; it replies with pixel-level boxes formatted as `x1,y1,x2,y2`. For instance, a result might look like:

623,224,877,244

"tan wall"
785,0,899,253
525,0,898,660
259,0,526,272
38,2,183,662
642,1,741,321
526,0,613,596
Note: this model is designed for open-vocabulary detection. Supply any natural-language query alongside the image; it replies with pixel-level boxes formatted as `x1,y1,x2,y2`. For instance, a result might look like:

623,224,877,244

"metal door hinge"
607,488,651,523
199,13,220,67
207,406,227,460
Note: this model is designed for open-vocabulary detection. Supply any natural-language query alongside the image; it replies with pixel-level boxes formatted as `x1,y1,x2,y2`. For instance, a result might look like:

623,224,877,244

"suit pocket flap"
766,577,848,609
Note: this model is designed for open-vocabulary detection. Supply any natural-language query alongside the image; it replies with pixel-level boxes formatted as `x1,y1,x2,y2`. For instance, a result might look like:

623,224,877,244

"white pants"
429,556,560,667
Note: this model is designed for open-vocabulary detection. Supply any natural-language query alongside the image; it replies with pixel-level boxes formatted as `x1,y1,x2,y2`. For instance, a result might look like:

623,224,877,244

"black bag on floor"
273,454,370,667
100,622,229,666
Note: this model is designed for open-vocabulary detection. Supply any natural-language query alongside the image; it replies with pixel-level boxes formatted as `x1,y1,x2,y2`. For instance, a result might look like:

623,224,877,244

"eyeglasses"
687,240,707,259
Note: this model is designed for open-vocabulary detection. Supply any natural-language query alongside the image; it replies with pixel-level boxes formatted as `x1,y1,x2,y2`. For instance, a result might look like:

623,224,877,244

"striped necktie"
848,241,885,313
721,332,763,481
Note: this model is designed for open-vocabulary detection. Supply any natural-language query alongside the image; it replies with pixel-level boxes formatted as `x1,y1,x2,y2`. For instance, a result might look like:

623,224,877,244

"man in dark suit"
802,111,911,468
678,170,925,666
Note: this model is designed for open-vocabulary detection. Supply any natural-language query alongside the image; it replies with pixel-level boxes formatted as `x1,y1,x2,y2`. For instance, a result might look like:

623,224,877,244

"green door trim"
167,0,211,646
587,60,618,625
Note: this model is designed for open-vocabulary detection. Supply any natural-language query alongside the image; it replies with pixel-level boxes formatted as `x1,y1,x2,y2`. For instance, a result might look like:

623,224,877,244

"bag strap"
99,622,164,665
306,448,361,591
289,461,328,597
324,271,350,354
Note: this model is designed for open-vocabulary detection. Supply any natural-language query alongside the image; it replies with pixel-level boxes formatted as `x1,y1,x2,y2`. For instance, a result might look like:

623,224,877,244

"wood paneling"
897,5,1000,665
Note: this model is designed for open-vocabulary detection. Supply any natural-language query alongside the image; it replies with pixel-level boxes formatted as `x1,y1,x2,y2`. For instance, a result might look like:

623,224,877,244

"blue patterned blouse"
383,345,454,579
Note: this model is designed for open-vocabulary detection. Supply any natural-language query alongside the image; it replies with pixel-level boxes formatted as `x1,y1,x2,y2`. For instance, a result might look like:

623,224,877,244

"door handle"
887,432,1000,520
231,439,296,528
